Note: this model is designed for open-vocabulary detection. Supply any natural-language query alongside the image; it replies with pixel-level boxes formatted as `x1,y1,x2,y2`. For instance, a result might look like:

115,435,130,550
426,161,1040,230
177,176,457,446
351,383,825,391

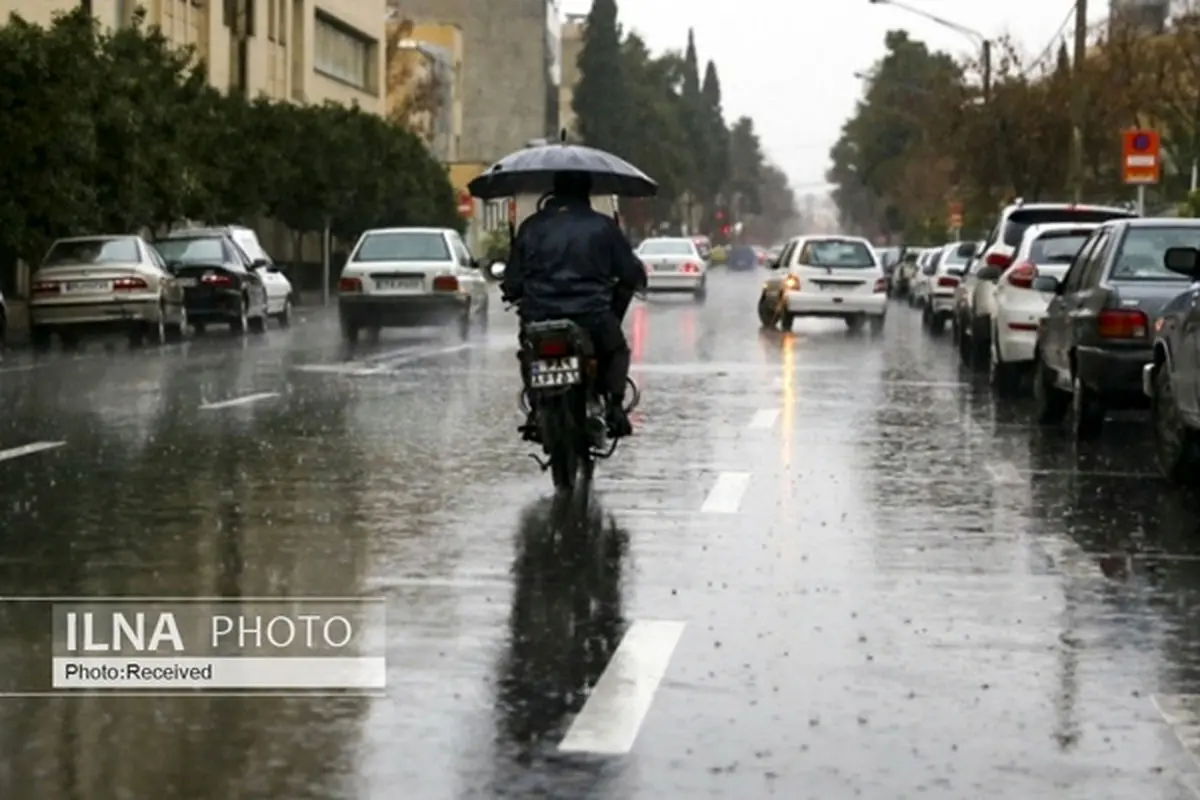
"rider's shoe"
606,404,633,438
518,410,541,442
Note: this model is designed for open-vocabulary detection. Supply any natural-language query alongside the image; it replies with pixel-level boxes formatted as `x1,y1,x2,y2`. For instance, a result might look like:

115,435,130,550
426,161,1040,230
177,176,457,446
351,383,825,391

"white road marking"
293,343,475,376
700,471,751,513
199,392,279,410
558,620,686,755
985,460,1024,485
0,441,66,463
1153,695,1200,778
0,363,42,374
746,409,779,429
1033,536,1102,580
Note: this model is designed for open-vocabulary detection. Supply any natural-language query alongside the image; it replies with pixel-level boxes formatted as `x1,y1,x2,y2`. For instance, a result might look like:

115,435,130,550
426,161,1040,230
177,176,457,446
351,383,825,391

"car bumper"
646,273,703,292
930,293,955,315
1076,344,1152,407
785,291,886,317
339,292,468,326
993,306,1045,364
30,297,160,327
184,288,244,320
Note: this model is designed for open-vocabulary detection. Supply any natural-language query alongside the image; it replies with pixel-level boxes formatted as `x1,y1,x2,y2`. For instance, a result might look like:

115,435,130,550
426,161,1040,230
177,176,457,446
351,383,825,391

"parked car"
28,235,188,349
954,201,1137,368
922,242,974,335
1144,242,1200,481
337,227,488,343
1030,218,1195,439
165,225,294,326
636,237,707,299
892,248,926,298
986,222,1098,395
152,232,270,335
691,235,712,263
726,244,758,271
908,249,941,307
758,235,888,334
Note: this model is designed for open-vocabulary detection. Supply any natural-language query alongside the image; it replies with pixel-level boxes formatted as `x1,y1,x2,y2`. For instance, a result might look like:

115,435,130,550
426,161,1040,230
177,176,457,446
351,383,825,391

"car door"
227,239,267,311
1042,231,1102,377
144,243,182,309
1064,228,1115,369
449,233,485,308
1177,285,1200,415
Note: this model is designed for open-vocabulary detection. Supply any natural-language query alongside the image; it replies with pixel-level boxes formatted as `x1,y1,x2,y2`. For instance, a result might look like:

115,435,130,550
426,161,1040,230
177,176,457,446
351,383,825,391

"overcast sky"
560,0,1111,194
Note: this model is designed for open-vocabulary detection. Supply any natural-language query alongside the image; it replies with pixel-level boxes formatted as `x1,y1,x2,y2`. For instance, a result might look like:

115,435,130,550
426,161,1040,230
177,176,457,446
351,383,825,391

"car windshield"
1028,231,1090,264
43,238,139,266
805,240,875,268
1111,227,1200,280
1003,208,1134,247
353,232,449,261
154,237,227,264
639,240,696,257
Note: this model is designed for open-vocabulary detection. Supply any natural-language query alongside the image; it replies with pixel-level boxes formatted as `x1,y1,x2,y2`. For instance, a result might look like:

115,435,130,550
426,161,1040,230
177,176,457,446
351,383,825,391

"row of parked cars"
16,225,295,350
894,199,1200,484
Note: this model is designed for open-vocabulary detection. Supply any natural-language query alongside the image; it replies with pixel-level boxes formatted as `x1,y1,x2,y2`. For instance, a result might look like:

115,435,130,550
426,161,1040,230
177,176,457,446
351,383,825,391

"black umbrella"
468,142,657,200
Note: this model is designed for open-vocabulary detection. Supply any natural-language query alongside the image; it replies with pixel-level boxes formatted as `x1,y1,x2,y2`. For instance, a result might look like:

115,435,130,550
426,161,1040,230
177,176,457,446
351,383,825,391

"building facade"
388,0,559,163
557,14,584,139
1,0,386,111
386,21,462,163
1109,0,1170,34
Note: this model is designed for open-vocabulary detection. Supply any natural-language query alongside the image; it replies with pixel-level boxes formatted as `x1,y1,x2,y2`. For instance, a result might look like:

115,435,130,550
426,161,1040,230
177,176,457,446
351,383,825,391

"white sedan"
636,238,707,299
759,235,888,333
988,222,1097,394
337,227,489,343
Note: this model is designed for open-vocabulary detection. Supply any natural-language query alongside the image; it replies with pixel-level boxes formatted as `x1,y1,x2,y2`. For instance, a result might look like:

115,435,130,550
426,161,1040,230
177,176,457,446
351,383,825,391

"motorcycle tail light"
537,339,569,357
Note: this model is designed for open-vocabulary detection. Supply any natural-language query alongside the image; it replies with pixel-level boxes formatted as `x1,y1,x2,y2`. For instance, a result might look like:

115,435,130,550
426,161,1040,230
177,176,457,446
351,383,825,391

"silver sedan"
635,238,707,300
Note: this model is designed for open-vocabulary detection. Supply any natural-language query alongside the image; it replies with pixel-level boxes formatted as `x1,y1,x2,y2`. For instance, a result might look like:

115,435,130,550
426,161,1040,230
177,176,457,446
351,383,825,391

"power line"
1023,1,1078,76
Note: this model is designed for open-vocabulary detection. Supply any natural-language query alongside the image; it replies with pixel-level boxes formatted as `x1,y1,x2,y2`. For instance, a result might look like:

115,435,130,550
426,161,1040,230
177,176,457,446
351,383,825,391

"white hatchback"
759,235,888,333
988,222,1098,392
337,227,489,343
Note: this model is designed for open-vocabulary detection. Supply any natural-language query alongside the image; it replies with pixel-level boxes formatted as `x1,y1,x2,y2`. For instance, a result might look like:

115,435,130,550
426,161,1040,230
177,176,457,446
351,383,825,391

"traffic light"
721,224,731,237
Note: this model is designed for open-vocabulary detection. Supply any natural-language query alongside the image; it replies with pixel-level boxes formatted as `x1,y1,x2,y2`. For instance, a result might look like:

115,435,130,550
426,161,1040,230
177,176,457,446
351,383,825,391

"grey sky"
561,0,1107,193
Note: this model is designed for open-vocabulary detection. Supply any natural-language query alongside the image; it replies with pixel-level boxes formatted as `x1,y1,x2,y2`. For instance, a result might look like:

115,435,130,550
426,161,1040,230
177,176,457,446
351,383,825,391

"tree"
700,60,730,222
572,0,627,155
727,116,764,215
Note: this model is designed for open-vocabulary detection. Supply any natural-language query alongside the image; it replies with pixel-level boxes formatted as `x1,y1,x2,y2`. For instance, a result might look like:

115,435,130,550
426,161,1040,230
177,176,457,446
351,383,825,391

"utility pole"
981,40,992,105
1068,0,1088,202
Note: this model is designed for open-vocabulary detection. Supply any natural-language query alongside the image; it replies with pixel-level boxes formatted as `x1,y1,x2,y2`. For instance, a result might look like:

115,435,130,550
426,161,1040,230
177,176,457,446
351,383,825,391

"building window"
314,13,374,91
223,0,255,36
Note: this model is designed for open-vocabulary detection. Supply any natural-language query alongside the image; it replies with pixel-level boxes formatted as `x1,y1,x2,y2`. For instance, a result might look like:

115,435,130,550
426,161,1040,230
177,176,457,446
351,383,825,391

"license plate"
65,280,110,293
177,277,198,287
655,262,675,271
376,278,422,291
530,356,581,387
832,297,843,303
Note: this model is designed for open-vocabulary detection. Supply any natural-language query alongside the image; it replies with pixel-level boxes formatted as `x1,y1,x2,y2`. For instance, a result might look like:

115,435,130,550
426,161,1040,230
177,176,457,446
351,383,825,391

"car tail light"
1097,308,1147,339
537,339,569,357
339,277,362,292
873,278,887,292
432,275,459,292
113,277,147,291
1006,263,1036,289
680,262,699,273
201,273,234,288
985,252,1012,269
32,281,60,294
936,276,959,288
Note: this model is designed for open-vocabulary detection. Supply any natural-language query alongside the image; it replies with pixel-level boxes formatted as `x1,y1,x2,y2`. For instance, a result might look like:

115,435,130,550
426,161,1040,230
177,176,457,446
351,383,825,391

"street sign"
947,201,963,229
457,192,474,217
1122,129,1161,184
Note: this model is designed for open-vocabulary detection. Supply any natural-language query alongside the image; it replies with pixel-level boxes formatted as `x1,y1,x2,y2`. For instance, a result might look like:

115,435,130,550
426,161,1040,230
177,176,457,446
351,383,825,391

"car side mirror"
975,265,1002,282
1032,275,1060,293
251,258,270,269
468,258,480,268
1164,246,1200,278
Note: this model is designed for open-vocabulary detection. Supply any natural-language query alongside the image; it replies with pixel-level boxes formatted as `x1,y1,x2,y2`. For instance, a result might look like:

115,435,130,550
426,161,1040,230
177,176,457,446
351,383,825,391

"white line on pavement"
700,471,751,513
1152,695,1200,780
984,460,1024,485
199,392,280,410
558,619,686,755
746,409,779,429
293,343,476,376
0,363,42,375
0,441,66,463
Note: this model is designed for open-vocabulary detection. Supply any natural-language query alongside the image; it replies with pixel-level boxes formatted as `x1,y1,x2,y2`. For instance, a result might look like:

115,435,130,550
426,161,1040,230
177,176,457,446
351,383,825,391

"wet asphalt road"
5,270,1200,798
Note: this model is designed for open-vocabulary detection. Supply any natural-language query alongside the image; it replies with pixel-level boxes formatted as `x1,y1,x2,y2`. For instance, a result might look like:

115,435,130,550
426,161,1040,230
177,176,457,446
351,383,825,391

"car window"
1060,232,1101,293
779,240,797,266
147,246,168,272
1027,231,1092,265
802,239,875,268
1109,226,1200,281
638,240,696,257
43,238,140,266
1003,208,1135,248
451,236,472,265
1065,229,1111,292
352,231,451,262
153,237,230,266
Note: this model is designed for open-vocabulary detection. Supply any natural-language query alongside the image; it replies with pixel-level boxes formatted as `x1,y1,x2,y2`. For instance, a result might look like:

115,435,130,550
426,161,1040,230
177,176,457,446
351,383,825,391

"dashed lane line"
746,409,779,429
700,471,751,513
292,342,477,375
558,619,686,755
0,441,65,463
199,392,280,410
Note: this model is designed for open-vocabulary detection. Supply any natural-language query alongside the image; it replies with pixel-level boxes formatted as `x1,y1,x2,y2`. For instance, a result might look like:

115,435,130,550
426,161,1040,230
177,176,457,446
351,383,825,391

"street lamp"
867,0,991,104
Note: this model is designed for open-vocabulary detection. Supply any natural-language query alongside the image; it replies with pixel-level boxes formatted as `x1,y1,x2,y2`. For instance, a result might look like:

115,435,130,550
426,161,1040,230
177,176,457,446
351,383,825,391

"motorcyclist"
501,170,647,440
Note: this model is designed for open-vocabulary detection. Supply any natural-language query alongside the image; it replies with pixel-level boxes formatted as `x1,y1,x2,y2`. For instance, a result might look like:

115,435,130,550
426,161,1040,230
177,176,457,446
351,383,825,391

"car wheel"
929,312,946,336
757,292,777,329
1032,350,1070,425
845,315,865,333
989,328,1024,397
458,302,471,340
248,311,267,334
869,315,885,336
475,298,489,331
0,311,7,350
779,312,795,332
230,296,248,334
275,298,292,328
30,325,52,352
970,316,990,368
1071,374,1104,440
139,304,167,346
1152,365,1200,482
956,316,972,366
694,279,707,302
165,305,187,343
340,315,359,344
921,303,931,328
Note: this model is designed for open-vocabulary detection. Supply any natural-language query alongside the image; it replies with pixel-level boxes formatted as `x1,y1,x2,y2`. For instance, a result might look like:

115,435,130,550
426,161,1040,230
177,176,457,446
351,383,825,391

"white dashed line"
0,441,66,463
746,409,779,429
700,471,751,513
294,343,476,375
199,392,279,410
0,363,42,374
1153,695,1200,783
558,619,686,755
984,460,1024,485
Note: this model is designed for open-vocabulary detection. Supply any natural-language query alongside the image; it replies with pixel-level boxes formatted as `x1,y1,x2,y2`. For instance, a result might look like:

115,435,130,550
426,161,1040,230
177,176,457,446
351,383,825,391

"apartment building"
1,0,386,111
386,20,463,162
557,13,584,139
1110,0,1169,33
388,0,560,164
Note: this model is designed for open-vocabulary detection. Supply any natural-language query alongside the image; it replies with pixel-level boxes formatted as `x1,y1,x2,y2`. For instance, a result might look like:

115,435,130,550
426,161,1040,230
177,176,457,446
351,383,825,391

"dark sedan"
1030,218,1196,439
152,234,270,334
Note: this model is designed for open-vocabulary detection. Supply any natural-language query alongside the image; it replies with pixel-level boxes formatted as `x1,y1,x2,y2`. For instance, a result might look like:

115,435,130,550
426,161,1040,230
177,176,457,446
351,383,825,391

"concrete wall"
389,0,553,163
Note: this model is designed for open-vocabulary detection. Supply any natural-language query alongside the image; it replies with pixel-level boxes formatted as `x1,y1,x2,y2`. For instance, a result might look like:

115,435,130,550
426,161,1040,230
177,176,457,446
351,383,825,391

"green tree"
727,116,764,216
700,60,730,226
573,0,628,154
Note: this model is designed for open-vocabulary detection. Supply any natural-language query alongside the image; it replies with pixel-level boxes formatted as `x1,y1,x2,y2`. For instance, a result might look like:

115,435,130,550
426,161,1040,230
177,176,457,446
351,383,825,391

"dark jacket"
502,197,646,321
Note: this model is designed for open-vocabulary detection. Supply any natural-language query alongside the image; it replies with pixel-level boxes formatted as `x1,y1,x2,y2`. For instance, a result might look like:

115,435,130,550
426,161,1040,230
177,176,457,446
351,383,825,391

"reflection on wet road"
6,274,1200,797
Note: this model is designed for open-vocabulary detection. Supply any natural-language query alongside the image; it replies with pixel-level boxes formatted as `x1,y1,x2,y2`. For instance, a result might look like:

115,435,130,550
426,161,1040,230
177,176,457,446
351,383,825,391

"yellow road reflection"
781,333,794,470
